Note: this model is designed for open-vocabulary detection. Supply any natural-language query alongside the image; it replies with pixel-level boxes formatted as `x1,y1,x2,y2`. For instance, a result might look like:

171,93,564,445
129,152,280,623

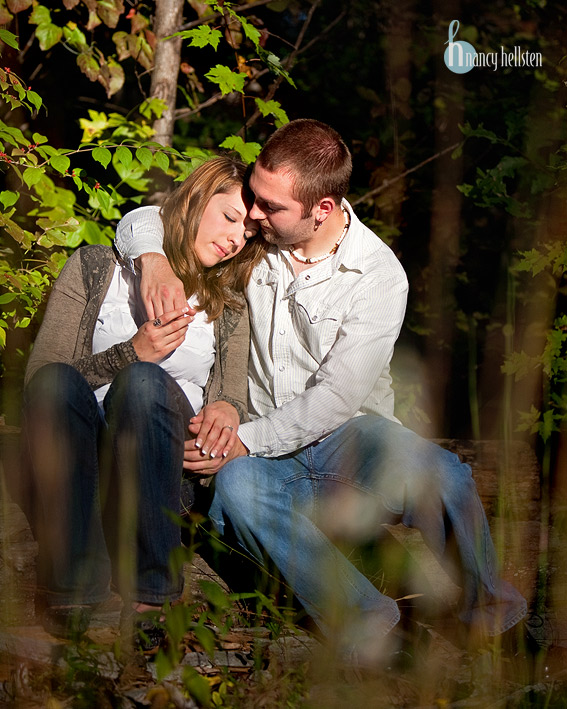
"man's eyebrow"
255,195,285,210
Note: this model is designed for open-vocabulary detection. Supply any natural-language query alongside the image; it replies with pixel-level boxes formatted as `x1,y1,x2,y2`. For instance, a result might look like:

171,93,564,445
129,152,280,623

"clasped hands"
184,400,247,474
134,252,247,475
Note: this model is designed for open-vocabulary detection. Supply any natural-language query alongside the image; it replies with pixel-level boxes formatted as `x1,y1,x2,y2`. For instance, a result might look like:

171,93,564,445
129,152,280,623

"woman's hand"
187,401,240,461
132,306,193,363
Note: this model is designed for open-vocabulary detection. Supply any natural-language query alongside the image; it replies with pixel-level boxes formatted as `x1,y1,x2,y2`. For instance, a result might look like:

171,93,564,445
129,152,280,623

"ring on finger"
222,425,234,432
153,318,162,327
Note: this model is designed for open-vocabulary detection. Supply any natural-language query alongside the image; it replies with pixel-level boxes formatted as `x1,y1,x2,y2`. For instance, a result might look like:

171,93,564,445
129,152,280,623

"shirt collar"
329,200,367,273
268,199,369,276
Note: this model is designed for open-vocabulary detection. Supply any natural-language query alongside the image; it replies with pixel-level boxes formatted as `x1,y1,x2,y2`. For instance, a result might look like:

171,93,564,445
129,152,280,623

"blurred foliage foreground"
1,1,567,705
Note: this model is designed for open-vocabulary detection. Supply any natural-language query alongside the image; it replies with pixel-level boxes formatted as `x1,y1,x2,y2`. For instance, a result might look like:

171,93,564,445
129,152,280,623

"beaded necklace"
289,207,351,265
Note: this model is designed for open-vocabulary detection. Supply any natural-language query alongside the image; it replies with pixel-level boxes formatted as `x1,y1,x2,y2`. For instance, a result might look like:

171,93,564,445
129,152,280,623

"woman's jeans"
210,415,527,639
22,361,194,607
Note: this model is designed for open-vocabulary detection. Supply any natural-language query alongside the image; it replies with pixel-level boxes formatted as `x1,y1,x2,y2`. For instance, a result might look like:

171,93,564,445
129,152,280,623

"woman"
21,156,264,648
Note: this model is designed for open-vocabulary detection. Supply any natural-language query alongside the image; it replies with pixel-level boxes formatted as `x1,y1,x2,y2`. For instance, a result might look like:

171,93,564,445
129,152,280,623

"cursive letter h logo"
444,20,477,74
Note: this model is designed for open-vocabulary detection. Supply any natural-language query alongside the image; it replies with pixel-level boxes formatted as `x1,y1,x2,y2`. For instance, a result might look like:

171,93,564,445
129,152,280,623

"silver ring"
153,318,162,327
223,425,234,432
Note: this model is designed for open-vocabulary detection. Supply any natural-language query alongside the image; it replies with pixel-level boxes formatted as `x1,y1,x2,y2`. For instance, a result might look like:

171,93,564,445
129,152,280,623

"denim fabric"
22,361,194,607
210,415,527,638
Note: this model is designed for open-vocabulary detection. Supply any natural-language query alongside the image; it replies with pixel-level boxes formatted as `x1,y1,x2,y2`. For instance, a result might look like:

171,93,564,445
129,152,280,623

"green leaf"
29,5,52,25
135,146,153,170
0,191,18,209
175,25,222,50
154,649,174,683
198,580,230,611
501,350,540,382
139,98,168,120
257,47,295,87
0,293,17,305
254,98,289,128
0,30,19,50
92,146,112,168
181,667,212,708
116,145,133,168
75,220,111,246
22,166,43,188
193,624,216,658
36,23,63,52
63,21,88,50
241,17,261,47
154,151,169,173
205,65,246,95
539,409,557,442
49,155,71,174
32,132,48,145
26,90,42,112
219,135,261,164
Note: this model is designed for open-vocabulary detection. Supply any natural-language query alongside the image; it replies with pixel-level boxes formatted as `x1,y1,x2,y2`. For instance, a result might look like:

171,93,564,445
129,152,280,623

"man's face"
248,163,314,247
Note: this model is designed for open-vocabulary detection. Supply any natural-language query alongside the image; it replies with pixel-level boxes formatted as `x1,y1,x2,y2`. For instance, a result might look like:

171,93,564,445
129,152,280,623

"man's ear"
313,197,337,223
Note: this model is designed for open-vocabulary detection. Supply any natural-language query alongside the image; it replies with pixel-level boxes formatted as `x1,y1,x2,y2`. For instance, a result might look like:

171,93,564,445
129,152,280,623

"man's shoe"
501,611,554,660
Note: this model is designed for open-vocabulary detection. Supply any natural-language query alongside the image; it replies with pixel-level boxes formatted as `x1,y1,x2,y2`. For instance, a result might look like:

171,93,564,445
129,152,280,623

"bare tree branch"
174,91,226,120
295,9,347,58
351,142,463,207
178,0,276,31
239,0,323,135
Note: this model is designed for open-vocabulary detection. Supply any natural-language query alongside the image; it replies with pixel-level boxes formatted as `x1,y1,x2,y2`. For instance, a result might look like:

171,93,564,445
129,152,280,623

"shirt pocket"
290,295,342,362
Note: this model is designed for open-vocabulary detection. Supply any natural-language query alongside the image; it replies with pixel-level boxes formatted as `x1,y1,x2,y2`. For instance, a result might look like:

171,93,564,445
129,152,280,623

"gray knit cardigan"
25,245,250,422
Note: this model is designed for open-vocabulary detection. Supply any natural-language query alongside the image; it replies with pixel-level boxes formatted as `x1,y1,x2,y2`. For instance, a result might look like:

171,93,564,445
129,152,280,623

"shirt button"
305,275,311,280
256,278,263,284
278,365,285,372
312,315,318,321
279,329,285,335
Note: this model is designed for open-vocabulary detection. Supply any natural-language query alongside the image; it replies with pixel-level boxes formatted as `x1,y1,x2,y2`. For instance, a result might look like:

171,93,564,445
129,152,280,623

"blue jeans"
210,415,527,638
22,362,194,607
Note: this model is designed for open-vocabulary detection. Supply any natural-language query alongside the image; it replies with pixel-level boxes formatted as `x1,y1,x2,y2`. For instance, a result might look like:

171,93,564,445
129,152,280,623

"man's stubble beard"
260,218,312,247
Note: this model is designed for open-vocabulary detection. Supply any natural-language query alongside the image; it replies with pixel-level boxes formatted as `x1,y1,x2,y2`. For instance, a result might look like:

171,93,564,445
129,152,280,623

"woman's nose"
227,227,244,249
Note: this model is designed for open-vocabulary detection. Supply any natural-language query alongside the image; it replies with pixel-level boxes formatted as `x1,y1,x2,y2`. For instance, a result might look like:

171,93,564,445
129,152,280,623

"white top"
114,201,409,457
92,258,215,412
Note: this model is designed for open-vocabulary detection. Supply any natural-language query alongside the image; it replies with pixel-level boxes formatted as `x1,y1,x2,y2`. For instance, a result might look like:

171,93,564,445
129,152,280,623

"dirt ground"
1,437,567,707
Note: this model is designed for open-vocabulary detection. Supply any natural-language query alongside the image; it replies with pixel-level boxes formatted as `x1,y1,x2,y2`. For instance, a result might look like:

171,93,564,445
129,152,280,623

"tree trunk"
150,0,184,147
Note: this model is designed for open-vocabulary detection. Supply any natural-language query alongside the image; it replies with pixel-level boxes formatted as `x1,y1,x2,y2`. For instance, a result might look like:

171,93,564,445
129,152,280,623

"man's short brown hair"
257,118,352,218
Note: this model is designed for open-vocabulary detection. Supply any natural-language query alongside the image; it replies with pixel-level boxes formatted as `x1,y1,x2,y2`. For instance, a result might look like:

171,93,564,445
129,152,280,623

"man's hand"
136,252,189,320
183,436,247,474
188,401,240,459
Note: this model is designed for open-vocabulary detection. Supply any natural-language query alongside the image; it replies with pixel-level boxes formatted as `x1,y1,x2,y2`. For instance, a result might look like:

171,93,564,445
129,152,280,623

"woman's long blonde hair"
161,156,266,320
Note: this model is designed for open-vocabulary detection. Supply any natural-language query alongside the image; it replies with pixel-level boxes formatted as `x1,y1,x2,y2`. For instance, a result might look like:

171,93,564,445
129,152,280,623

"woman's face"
194,186,259,267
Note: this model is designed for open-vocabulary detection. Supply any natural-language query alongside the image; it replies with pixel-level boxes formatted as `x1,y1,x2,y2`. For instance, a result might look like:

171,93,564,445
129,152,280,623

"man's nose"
249,201,265,221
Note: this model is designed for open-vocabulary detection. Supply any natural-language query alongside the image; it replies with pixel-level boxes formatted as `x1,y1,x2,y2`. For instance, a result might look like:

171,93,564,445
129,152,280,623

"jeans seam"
280,471,404,516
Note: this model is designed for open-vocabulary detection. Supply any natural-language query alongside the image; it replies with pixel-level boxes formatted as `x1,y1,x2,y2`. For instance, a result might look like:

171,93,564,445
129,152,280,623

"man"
115,119,526,665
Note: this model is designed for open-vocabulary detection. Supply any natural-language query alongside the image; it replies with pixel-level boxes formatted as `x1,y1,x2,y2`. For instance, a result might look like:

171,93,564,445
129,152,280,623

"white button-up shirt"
114,201,408,458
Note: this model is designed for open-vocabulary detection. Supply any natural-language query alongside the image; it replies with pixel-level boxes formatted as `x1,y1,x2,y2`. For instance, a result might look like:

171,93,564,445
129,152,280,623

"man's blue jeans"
210,415,527,639
22,361,194,607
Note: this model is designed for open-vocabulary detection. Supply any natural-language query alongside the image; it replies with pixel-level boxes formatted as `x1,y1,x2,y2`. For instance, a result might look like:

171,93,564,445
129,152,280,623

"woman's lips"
213,242,228,257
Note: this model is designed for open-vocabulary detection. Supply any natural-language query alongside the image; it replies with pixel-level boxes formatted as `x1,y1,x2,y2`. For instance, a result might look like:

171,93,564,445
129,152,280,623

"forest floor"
1,437,567,708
